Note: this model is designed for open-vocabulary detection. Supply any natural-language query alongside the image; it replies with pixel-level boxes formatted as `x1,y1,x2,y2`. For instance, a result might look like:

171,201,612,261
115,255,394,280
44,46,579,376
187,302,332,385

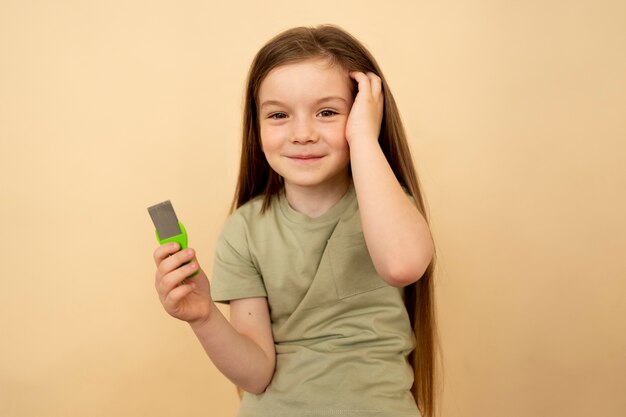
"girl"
153,25,438,417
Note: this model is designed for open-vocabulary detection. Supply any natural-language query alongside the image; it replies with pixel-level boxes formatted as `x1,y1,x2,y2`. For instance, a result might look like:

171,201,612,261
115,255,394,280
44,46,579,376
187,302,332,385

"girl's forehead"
258,58,352,101
267,56,347,76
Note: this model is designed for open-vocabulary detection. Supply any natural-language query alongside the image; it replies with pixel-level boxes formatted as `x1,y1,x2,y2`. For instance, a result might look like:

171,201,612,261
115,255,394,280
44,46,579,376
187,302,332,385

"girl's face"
258,57,354,195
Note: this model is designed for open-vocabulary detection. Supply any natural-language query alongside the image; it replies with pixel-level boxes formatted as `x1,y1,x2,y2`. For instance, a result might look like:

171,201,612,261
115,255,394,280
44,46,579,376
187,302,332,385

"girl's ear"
349,76,358,98
351,79,359,99
346,69,358,98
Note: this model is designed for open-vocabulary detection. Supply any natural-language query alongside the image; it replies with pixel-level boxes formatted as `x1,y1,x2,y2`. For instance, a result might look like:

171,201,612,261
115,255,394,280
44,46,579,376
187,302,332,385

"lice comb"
148,200,182,240
147,200,198,277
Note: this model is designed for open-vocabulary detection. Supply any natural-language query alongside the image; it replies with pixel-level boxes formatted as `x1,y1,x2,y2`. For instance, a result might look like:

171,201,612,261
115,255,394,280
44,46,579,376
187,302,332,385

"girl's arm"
346,72,434,287
190,296,275,395
154,244,275,394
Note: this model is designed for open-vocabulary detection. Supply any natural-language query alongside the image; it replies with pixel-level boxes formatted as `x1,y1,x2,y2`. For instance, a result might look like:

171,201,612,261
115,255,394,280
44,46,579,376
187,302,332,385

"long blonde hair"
232,24,440,417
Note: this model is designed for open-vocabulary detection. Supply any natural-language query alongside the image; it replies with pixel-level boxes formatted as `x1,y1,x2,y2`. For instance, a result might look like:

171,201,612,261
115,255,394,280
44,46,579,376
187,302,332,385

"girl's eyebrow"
259,100,283,109
260,96,348,109
315,96,348,106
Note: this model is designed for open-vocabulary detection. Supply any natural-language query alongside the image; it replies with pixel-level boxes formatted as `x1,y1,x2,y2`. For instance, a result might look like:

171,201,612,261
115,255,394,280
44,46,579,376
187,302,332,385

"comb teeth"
147,200,182,239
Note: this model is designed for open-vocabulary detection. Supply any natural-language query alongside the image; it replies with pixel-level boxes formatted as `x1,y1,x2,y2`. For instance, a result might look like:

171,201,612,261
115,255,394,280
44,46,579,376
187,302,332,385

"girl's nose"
290,117,319,144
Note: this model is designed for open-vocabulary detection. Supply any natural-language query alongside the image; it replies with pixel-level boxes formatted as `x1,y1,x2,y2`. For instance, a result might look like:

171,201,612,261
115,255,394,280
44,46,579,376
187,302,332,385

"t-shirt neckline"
278,182,356,225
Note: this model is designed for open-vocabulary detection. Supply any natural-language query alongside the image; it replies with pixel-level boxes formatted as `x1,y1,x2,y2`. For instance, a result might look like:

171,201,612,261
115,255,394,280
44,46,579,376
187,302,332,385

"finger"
163,281,196,310
153,242,181,267
155,248,196,293
349,71,371,96
158,258,199,296
157,247,196,278
367,72,383,98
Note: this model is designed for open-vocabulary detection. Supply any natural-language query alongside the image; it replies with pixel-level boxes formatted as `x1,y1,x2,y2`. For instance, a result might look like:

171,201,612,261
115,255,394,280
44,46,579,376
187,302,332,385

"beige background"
1,1,625,416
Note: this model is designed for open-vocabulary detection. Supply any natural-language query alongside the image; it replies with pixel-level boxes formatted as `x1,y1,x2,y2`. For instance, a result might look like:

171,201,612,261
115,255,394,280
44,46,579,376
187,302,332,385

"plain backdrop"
1,1,625,416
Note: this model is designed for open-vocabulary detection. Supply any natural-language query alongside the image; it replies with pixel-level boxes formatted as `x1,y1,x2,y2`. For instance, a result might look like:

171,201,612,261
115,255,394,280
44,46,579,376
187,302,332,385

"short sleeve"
210,212,267,304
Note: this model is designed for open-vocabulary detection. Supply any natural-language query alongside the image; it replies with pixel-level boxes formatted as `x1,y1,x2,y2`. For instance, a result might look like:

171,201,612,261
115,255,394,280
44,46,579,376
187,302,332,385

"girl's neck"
284,177,351,219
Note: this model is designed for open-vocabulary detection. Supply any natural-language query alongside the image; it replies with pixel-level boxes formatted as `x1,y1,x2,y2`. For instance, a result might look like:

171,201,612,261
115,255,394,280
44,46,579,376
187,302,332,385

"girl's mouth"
287,154,324,162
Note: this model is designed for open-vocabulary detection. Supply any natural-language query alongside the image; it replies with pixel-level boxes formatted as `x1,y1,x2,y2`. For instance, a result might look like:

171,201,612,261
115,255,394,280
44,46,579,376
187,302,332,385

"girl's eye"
269,112,287,119
319,109,337,117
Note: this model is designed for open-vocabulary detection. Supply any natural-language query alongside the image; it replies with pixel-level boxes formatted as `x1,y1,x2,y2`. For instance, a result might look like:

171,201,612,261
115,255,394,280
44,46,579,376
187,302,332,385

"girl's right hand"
153,243,213,325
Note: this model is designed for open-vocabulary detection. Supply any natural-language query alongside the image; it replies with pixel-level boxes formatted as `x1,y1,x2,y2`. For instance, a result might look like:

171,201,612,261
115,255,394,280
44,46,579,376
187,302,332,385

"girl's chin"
282,174,351,190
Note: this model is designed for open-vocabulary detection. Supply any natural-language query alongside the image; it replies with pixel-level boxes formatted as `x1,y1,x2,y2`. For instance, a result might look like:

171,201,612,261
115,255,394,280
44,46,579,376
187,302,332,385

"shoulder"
215,194,281,265
215,196,265,259
221,194,279,238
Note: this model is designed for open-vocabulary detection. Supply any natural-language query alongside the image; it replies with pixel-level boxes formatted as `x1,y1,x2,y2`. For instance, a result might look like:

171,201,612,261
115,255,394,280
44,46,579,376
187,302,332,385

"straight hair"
232,24,440,417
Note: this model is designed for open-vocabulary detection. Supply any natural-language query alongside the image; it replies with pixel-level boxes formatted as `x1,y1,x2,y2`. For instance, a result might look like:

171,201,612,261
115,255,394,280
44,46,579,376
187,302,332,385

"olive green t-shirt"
210,184,421,417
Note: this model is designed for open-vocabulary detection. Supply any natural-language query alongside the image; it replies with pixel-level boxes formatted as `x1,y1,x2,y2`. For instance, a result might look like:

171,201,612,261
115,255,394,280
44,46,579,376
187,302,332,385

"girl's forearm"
350,139,434,287
188,303,275,394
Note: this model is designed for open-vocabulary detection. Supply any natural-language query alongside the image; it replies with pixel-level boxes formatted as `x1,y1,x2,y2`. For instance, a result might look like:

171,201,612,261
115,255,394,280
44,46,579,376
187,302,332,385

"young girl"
153,25,438,417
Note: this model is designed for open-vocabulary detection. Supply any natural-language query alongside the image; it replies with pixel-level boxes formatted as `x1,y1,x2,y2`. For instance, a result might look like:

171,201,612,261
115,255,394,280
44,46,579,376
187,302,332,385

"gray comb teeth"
147,200,182,239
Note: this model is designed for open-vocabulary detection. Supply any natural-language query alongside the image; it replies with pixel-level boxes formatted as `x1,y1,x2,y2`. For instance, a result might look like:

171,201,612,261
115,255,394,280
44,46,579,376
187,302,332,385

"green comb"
147,200,198,277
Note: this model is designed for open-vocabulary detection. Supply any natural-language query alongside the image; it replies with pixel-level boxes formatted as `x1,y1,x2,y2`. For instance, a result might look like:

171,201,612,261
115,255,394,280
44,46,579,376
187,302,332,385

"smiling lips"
286,154,324,162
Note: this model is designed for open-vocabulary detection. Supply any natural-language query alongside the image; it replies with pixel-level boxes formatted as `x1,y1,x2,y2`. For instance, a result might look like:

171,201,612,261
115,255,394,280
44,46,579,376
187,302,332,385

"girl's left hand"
345,71,384,145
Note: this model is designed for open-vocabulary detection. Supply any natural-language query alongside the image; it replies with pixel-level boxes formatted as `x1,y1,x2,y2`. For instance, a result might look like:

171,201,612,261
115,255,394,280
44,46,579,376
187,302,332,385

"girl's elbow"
252,359,276,394
245,373,273,395
380,253,433,288
382,267,422,288
247,383,269,395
